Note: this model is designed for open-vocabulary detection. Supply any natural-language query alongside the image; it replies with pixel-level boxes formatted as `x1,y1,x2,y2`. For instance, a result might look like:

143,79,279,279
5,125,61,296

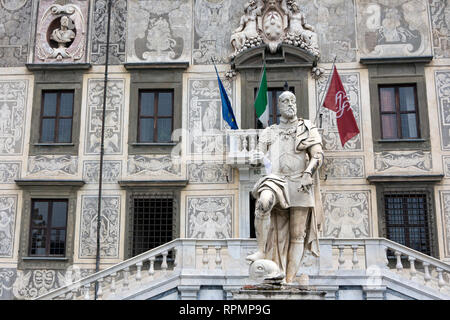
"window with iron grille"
40,90,74,143
29,199,68,256
130,194,175,257
378,84,420,139
138,90,174,143
384,194,431,255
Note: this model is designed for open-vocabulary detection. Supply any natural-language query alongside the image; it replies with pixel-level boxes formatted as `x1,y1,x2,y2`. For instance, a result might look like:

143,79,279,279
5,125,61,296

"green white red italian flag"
254,64,269,128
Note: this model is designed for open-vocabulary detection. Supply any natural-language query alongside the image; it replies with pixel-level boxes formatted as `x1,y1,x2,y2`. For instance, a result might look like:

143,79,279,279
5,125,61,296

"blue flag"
214,65,238,130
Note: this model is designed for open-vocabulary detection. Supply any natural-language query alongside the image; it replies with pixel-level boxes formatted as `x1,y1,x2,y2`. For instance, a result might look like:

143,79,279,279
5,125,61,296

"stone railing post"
318,239,334,275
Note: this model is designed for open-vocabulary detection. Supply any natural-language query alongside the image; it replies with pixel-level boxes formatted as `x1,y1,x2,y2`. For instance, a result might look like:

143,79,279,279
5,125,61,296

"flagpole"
314,55,337,127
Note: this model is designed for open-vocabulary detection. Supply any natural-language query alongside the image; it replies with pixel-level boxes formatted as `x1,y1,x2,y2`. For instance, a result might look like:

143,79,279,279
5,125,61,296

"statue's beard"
281,108,296,119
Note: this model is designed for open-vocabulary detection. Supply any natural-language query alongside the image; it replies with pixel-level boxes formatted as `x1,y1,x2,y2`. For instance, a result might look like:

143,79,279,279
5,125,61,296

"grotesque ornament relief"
0,268,16,300
0,0,32,67
127,155,182,178
85,79,124,155
13,269,67,300
27,155,78,176
356,0,432,58
188,162,233,184
0,196,16,258
0,80,28,155
83,160,121,184
35,0,88,63
435,71,450,150
374,151,432,173
91,0,127,64
323,191,370,239
441,192,450,257
187,196,232,239
188,79,234,155
79,196,120,258
230,0,319,58
320,157,364,180
0,162,20,183
429,0,450,58
127,0,191,63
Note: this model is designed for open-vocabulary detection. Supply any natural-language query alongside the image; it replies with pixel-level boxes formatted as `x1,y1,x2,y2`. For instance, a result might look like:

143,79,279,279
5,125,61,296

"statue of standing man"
248,90,324,285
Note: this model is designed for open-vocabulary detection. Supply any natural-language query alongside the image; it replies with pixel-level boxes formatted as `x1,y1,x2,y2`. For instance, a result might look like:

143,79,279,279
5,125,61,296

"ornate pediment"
230,0,320,60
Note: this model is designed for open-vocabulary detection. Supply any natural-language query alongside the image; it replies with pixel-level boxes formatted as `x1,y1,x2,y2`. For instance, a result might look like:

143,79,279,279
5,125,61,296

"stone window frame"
27,65,90,156
16,180,84,270
125,63,188,155
28,199,69,257
362,57,432,152
137,89,174,143
375,182,439,259
119,180,188,259
234,46,315,129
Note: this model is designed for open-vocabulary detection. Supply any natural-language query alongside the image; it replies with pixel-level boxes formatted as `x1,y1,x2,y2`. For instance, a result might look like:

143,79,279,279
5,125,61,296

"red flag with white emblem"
322,66,360,147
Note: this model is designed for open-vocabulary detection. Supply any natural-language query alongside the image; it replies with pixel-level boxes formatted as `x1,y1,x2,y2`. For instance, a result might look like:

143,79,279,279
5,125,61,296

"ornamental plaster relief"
0,195,17,258
187,196,233,239
127,0,192,63
374,151,432,173
443,156,450,178
320,156,364,180
0,268,16,300
85,79,124,155
316,72,362,152
0,0,32,67
79,195,120,259
12,269,67,300
34,0,89,63
193,0,244,65
440,192,450,257
0,161,20,183
297,0,357,62
90,0,127,64
83,160,121,183
27,155,78,176
187,78,234,155
322,191,370,239
435,70,450,150
429,0,450,58
188,162,233,184
127,155,182,178
356,0,432,58
0,80,28,156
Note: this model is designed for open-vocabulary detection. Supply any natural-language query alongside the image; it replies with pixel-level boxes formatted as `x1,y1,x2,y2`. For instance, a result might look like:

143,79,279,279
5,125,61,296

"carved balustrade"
36,238,450,300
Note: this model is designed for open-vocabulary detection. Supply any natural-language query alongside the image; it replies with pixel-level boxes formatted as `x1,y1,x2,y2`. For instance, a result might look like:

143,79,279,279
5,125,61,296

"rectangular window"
138,90,174,143
29,199,68,256
379,85,419,139
40,90,74,143
131,196,174,257
254,87,295,129
384,194,431,255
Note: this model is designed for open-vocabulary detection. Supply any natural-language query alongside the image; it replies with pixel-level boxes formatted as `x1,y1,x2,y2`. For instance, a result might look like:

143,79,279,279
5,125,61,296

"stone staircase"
35,238,450,300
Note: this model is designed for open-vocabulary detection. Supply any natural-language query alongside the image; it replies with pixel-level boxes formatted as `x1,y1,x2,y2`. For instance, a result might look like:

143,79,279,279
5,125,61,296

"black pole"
94,0,113,300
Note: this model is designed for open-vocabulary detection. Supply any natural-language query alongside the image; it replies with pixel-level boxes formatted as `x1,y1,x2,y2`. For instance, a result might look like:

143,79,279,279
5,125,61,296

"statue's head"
60,16,69,28
278,91,297,120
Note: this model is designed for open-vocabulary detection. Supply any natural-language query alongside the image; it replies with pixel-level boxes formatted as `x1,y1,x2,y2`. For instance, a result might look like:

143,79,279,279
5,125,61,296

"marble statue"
247,90,324,284
230,0,263,56
50,15,76,60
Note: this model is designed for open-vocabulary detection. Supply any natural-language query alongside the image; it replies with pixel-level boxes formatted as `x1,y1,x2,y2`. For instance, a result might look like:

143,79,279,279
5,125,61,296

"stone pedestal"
232,284,326,300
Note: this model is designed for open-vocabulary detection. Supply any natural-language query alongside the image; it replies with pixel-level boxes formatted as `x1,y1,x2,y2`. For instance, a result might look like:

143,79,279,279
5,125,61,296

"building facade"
0,0,449,300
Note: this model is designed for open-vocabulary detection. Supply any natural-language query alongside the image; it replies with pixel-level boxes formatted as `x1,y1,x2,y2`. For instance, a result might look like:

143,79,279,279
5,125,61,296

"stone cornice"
15,179,85,187
360,56,433,65
367,174,444,183
26,63,92,71
118,180,188,188
124,62,190,70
